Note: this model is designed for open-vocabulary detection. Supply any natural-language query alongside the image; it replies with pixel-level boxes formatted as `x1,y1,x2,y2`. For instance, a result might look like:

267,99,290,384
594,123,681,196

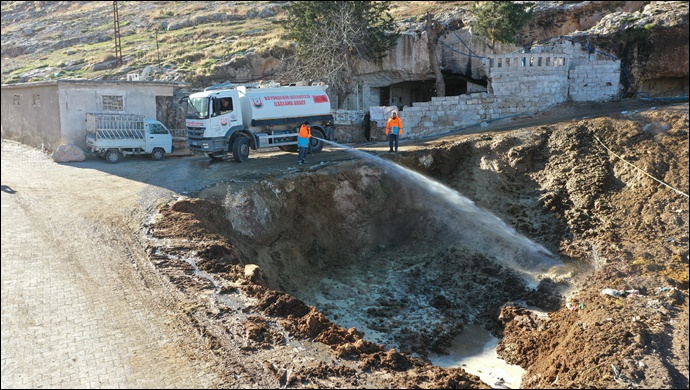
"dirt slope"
411,103,689,388
147,100,688,388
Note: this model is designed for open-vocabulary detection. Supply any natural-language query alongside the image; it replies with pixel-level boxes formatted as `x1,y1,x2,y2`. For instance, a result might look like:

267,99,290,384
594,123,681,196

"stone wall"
488,53,569,104
400,93,499,140
332,109,366,144
568,60,621,102
391,41,621,141
332,108,395,143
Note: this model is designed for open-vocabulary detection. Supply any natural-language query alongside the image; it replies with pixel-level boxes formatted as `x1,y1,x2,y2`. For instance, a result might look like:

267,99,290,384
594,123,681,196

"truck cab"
186,90,244,160
143,120,174,154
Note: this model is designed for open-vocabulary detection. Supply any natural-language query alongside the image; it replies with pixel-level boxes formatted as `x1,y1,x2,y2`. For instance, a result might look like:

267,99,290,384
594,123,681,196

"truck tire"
232,136,250,163
151,148,166,161
105,149,121,164
279,145,299,153
309,128,325,153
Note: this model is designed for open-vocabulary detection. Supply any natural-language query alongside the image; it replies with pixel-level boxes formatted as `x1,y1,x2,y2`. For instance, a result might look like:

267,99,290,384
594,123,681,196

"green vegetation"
471,1,534,47
278,1,400,107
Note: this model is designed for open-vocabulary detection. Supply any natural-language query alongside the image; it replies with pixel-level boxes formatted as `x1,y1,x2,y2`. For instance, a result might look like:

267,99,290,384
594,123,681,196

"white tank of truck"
184,83,335,162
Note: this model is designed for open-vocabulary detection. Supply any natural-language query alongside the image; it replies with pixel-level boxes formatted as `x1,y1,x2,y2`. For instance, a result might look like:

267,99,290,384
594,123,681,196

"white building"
1,79,182,150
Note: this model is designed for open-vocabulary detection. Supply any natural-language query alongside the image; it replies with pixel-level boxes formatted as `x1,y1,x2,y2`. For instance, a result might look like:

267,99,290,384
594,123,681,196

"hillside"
0,1,462,85
1,1,688,98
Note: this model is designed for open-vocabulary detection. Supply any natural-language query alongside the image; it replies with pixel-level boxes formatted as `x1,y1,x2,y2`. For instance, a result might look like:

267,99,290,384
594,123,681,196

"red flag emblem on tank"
251,97,263,109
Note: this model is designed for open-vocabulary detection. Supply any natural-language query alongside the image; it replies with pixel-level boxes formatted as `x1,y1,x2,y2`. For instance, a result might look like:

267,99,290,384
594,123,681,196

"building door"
379,86,390,106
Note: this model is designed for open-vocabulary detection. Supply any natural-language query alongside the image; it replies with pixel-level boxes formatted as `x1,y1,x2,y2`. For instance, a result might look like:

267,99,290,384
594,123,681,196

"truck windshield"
186,97,209,119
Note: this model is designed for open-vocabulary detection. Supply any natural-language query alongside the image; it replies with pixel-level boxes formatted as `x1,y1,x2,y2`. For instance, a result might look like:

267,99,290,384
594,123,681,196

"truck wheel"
279,145,299,153
232,136,250,163
105,149,121,164
309,128,325,153
151,148,166,161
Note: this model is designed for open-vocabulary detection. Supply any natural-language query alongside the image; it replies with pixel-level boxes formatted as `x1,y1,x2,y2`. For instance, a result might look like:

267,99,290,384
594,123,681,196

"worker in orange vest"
385,111,403,152
297,121,311,165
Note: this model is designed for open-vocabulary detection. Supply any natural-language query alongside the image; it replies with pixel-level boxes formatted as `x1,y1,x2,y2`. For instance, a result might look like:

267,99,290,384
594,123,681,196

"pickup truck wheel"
309,128,325,153
151,148,166,161
105,149,121,164
232,136,250,163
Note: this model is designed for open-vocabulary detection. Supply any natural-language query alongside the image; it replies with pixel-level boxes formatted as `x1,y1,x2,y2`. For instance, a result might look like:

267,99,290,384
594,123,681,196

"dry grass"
1,1,465,84
391,1,472,19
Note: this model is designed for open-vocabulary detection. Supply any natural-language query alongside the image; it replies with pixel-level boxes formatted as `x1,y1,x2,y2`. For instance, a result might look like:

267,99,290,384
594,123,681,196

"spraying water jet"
317,138,563,285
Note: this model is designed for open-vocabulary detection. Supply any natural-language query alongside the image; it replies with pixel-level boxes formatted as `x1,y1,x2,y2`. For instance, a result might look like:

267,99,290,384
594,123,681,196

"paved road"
0,139,365,389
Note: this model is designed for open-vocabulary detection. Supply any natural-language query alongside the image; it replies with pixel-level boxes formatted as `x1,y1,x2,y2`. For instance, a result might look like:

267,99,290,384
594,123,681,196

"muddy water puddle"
429,323,524,389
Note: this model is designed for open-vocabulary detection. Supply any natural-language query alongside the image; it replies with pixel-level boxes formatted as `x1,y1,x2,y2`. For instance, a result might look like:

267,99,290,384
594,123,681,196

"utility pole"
426,12,445,97
113,1,122,67
155,28,161,67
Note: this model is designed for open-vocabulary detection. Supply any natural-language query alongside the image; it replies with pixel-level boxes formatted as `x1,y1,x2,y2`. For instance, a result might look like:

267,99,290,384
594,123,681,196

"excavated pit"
146,103,688,389
196,153,565,361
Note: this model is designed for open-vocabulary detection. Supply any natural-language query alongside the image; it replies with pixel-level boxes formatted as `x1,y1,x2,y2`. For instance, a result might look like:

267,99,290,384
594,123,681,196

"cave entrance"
382,73,488,110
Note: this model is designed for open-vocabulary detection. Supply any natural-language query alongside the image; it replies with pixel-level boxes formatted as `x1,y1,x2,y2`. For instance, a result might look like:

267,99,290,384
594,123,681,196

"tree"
471,1,534,48
277,1,399,108
426,12,445,97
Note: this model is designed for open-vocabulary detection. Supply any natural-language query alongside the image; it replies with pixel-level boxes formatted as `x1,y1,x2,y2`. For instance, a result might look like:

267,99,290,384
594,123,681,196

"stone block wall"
488,53,570,107
568,59,621,102
334,92,560,142
332,109,366,144
400,93,501,140
333,41,621,143
391,46,621,141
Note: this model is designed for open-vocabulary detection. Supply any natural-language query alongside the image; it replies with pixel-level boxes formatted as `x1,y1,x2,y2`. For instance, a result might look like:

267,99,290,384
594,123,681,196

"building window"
13,95,20,105
32,94,41,107
101,95,124,111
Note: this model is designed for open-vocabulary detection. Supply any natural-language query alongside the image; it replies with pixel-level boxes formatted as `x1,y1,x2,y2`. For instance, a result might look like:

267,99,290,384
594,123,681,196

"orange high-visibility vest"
386,116,403,135
299,124,311,138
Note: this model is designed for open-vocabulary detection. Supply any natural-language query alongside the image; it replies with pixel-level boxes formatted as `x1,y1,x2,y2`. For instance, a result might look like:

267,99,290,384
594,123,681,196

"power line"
592,134,689,199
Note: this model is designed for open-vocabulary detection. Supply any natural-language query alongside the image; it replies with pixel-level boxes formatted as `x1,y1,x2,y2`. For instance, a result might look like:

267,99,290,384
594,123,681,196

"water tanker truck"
184,83,335,162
